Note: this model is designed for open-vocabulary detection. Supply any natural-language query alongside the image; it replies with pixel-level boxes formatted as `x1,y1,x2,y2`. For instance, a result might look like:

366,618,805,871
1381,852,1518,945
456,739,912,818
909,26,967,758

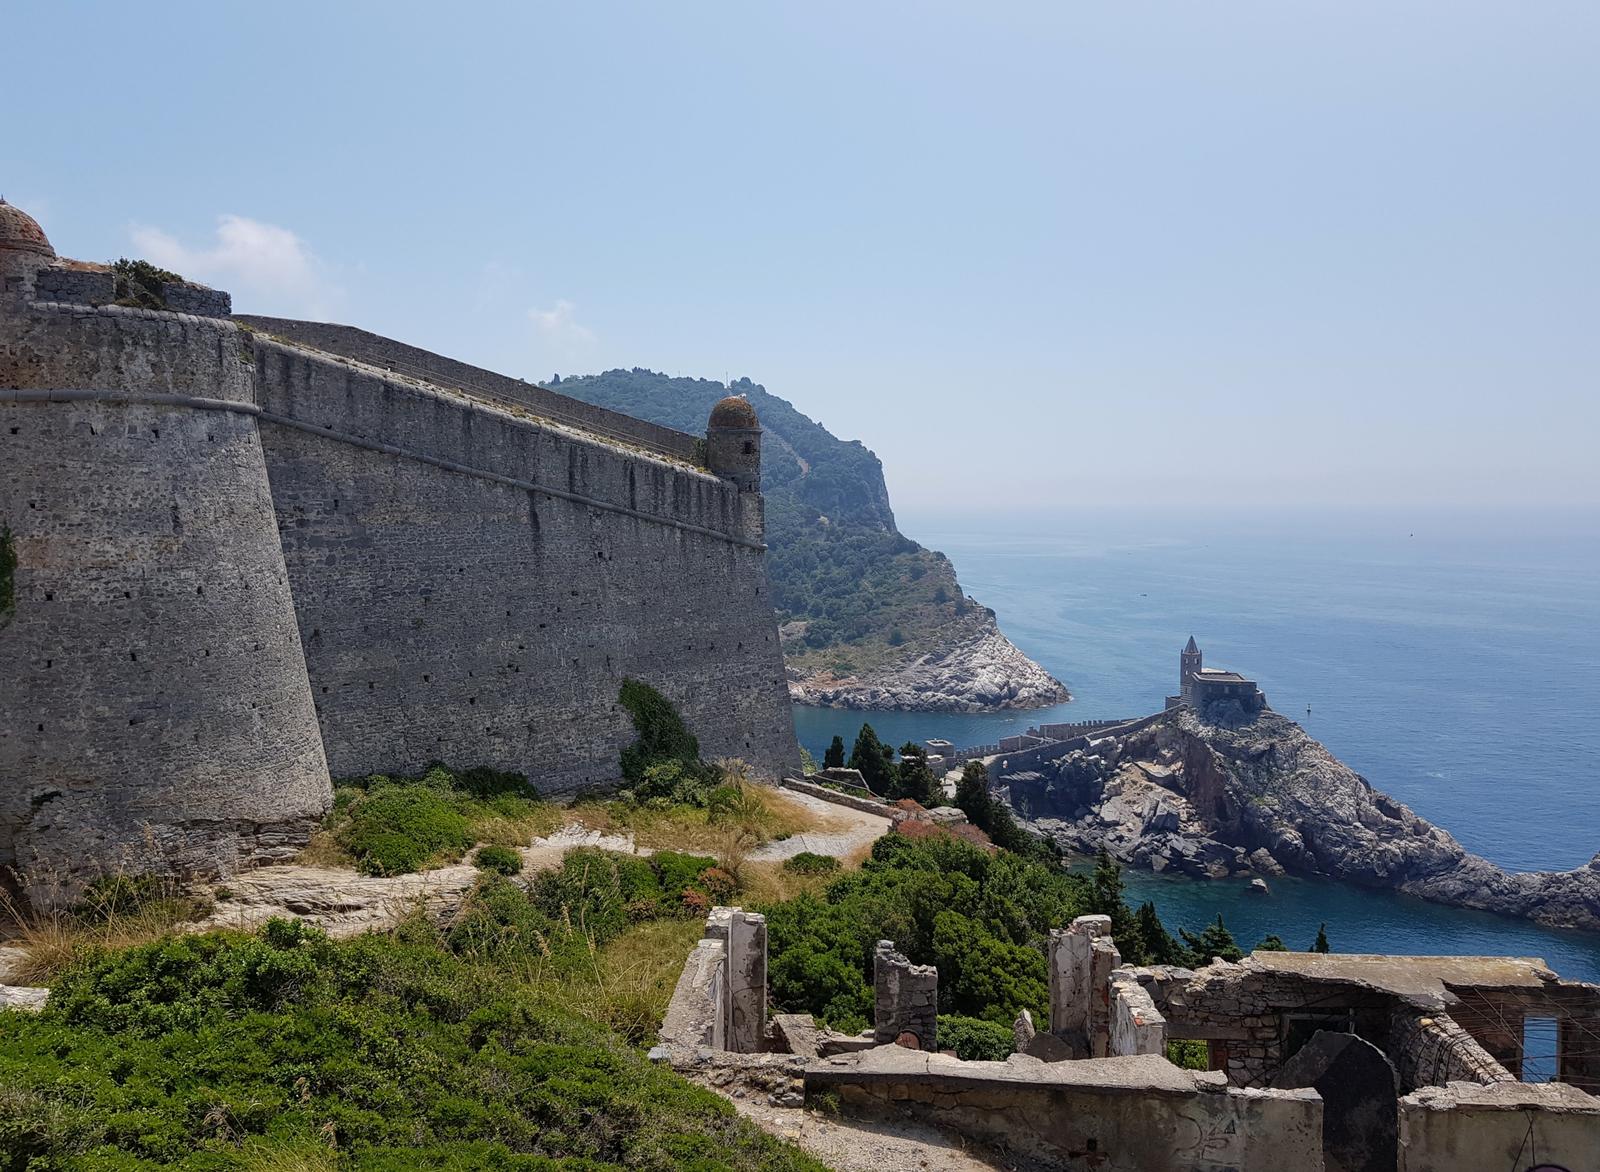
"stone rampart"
236,315,699,463
2,250,798,895
249,333,796,790
0,302,330,899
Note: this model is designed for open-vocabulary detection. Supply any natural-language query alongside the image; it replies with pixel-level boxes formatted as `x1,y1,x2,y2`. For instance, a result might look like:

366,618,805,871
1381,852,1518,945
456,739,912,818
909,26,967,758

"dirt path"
730,1098,1014,1172
749,789,893,863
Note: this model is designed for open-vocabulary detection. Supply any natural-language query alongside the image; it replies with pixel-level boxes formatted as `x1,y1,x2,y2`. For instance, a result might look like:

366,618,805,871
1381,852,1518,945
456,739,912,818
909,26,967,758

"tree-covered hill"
553,369,1009,690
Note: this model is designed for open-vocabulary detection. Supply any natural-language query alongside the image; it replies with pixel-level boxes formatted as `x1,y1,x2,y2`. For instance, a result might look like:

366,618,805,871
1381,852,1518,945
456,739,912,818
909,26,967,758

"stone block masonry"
1,207,799,899
874,940,938,1050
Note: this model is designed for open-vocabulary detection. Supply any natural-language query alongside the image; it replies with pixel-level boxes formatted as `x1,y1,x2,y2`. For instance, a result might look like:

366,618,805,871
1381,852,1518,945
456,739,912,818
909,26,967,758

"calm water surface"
792,508,1600,982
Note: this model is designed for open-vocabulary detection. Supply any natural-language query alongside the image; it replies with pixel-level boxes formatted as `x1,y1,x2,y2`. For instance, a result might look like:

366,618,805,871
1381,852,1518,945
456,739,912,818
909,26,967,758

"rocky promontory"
995,704,1600,932
788,614,1071,713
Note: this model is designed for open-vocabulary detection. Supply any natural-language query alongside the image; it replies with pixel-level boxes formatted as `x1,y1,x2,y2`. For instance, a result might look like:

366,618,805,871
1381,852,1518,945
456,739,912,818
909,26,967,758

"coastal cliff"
997,705,1600,932
554,369,1068,713
786,611,1069,712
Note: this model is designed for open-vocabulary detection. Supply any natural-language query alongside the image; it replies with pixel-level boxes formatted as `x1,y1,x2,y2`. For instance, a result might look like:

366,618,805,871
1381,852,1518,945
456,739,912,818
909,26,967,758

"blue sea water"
791,508,1600,983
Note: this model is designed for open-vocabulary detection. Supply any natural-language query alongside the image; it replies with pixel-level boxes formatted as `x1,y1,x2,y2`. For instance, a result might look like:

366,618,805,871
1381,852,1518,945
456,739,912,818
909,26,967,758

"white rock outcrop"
790,617,1069,713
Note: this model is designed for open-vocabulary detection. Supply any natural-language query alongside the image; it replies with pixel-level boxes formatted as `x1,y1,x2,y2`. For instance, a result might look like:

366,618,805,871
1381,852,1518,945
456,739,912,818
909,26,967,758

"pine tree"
823,735,846,770
1311,923,1331,953
954,761,993,829
891,743,940,806
848,724,895,795
1134,901,1184,965
1180,914,1244,966
1255,934,1288,952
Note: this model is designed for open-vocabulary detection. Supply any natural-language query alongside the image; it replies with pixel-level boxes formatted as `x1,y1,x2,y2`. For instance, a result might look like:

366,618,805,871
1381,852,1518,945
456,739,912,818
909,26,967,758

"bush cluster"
937,1015,1016,1062
0,911,826,1170
331,764,543,876
761,833,1093,1033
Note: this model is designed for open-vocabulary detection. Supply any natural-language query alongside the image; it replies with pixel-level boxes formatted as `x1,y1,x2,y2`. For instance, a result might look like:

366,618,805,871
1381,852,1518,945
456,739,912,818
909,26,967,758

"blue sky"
8,2,1596,513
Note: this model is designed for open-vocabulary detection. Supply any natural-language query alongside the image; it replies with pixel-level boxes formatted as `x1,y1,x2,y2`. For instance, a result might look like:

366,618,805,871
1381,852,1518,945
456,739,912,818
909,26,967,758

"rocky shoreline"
787,616,1070,713
992,704,1600,933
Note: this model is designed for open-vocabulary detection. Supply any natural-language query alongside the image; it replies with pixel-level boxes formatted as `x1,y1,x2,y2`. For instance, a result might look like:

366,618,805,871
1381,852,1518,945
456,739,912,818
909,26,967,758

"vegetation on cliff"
552,369,1036,690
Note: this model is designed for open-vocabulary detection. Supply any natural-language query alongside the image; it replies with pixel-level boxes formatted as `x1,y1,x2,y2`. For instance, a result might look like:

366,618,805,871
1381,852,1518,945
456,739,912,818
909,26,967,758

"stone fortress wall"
0,205,799,898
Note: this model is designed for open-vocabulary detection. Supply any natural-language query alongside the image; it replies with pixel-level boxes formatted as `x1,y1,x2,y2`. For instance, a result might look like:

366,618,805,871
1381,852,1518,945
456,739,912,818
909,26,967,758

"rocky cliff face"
997,705,1600,932
787,614,1071,712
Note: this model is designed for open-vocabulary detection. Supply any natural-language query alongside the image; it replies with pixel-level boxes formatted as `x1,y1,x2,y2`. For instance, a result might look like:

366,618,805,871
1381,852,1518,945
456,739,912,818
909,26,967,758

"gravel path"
749,789,894,863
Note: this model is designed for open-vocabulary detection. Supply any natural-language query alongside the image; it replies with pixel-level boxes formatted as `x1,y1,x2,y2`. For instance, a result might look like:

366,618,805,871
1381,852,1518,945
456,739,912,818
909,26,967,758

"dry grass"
737,860,839,904
0,875,213,987
560,918,706,1045
571,781,837,855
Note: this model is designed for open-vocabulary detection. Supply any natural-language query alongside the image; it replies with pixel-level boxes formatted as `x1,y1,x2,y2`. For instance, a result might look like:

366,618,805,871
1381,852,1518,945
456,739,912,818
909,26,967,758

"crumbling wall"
1387,1006,1514,1092
1049,914,1120,1056
1398,1081,1600,1172
660,937,728,1051
874,940,938,1050
1110,969,1167,1057
704,907,767,1053
806,1047,1324,1172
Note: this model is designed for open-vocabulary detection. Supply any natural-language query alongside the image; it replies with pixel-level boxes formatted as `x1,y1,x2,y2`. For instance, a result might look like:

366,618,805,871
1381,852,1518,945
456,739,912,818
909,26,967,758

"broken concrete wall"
806,1047,1324,1172
1398,1081,1600,1172
702,906,767,1053
1110,969,1167,1057
874,940,938,1050
1049,914,1118,1056
660,937,727,1051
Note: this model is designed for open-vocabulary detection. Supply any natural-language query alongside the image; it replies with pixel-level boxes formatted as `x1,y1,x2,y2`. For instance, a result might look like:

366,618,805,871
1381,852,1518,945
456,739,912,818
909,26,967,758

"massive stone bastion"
0,204,799,902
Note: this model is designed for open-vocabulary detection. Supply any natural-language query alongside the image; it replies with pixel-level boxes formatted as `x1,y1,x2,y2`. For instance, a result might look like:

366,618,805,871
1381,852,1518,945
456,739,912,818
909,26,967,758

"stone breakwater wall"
1,293,798,898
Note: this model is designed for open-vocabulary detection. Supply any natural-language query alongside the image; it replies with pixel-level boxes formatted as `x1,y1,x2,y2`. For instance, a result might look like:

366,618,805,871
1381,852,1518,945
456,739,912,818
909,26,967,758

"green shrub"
326,765,549,875
938,1015,1015,1061
617,680,720,806
782,852,840,876
341,784,472,876
110,257,183,309
1167,1038,1211,1070
0,916,828,1169
473,844,523,876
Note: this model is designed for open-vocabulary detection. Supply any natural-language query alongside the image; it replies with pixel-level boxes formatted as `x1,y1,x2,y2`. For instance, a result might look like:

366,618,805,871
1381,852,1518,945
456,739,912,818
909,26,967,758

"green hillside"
552,369,990,678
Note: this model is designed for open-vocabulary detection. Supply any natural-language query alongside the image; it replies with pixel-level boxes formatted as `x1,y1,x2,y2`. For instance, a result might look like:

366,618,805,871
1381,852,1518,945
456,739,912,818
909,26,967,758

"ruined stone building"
660,904,1600,1171
0,203,799,899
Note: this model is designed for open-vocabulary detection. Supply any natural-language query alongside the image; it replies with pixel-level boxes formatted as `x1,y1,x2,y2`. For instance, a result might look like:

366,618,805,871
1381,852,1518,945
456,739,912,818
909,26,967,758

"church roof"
1184,636,1199,654
709,394,760,429
0,199,55,259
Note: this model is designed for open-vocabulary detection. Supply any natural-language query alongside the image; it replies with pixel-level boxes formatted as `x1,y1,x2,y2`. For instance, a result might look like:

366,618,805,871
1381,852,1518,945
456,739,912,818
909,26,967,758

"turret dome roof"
709,394,760,429
0,200,55,259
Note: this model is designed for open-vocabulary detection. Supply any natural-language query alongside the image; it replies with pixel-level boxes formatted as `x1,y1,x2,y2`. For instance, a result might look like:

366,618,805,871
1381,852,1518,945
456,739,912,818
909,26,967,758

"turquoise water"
791,508,1600,983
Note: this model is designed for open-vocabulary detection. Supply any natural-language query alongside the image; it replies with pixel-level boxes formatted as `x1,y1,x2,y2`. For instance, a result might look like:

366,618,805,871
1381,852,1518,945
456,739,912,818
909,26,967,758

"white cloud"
129,215,343,318
528,298,596,347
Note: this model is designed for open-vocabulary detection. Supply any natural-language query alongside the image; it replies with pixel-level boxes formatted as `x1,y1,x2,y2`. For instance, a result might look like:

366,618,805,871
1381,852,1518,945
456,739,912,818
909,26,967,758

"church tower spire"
1180,637,1202,703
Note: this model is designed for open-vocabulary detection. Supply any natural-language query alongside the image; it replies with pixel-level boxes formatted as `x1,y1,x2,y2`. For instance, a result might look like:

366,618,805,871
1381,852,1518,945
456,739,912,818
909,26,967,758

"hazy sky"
8,2,1596,512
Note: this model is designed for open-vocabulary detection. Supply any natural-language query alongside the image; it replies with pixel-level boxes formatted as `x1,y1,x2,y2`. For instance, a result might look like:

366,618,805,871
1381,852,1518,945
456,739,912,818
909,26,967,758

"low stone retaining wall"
805,1047,1323,1172
780,776,894,817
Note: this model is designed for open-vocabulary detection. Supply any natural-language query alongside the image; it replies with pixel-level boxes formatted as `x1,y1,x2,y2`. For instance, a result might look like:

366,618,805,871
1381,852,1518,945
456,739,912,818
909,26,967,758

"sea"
791,507,1600,989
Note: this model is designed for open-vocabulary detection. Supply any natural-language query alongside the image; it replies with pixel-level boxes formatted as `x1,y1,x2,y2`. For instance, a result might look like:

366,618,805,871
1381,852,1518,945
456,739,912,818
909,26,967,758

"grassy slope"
551,370,996,679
